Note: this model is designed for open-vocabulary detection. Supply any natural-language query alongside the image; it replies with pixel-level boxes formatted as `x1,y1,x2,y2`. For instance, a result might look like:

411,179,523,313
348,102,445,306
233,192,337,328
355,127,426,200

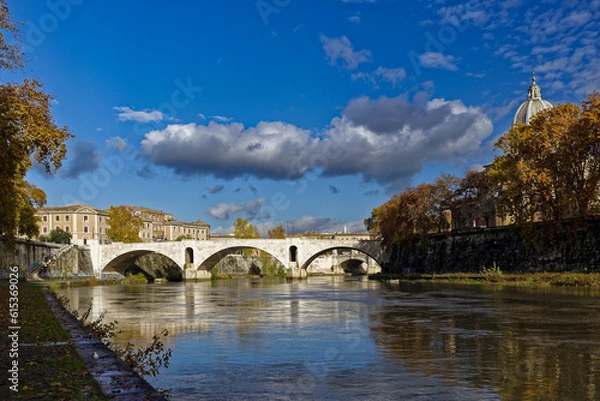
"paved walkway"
44,288,167,400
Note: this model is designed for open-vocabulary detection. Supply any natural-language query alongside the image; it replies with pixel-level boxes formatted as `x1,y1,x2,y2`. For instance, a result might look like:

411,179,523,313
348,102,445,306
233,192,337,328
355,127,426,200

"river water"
60,276,600,400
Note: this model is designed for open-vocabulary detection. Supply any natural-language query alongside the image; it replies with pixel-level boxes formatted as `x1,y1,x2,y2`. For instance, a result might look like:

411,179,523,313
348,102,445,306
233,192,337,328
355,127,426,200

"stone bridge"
88,238,387,279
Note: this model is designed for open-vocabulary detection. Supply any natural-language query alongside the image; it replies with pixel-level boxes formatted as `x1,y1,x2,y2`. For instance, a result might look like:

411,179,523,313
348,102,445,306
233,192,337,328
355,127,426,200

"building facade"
122,206,210,241
36,204,110,245
36,204,210,244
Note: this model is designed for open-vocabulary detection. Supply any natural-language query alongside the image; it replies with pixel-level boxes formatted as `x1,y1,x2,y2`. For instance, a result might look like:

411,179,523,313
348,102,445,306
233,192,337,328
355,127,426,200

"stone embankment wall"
386,219,600,274
0,239,93,278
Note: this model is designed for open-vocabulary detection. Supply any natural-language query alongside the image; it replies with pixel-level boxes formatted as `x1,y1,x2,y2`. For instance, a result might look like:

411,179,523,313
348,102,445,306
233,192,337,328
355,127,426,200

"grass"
370,271,600,287
0,282,108,400
47,274,149,290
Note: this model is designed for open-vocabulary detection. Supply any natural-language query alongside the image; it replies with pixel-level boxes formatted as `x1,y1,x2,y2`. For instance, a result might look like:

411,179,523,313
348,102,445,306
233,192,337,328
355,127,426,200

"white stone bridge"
88,238,387,279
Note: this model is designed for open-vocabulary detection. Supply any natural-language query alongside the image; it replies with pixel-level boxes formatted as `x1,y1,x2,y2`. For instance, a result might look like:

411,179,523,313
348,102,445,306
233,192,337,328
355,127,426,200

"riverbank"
0,282,166,400
0,282,107,400
369,271,600,287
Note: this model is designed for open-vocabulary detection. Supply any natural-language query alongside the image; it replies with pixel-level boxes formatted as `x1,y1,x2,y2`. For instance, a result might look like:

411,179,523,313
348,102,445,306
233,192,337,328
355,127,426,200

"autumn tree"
489,93,600,224
453,170,496,228
0,2,73,248
108,206,143,243
233,217,261,239
365,173,461,249
267,225,286,239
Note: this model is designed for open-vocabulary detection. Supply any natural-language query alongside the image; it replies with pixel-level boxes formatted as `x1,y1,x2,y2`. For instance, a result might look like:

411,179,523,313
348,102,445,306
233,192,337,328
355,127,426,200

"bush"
480,262,503,282
122,272,148,284
259,252,286,277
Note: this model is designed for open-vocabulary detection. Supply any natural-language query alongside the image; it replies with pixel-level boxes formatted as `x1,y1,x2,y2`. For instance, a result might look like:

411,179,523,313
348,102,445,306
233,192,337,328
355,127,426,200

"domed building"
512,73,553,125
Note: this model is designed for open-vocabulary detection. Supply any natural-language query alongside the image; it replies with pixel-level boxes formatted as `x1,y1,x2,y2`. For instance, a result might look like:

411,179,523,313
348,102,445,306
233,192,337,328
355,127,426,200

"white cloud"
207,198,266,220
114,106,163,123
419,52,459,71
320,35,372,70
374,67,406,86
210,115,234,123
352,67,406,87
141,95,492,190
142,121,314,180
348,14,361,24
434,0,600,96
105,136,128,152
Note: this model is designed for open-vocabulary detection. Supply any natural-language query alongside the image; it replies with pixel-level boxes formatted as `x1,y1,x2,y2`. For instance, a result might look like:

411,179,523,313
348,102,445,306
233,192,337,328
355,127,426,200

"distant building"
512,72,553,126
453,73,554,230
116,206,210,242
36,204,110,245
164,220,210,241
36,204,210,244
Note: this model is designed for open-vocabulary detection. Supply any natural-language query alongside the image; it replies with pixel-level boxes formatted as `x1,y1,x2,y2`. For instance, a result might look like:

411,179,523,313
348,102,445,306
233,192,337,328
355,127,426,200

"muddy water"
61,276,600,400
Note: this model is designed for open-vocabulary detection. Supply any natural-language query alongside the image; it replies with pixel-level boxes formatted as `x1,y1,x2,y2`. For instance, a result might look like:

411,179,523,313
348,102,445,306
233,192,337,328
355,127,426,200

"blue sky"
7,0,600,235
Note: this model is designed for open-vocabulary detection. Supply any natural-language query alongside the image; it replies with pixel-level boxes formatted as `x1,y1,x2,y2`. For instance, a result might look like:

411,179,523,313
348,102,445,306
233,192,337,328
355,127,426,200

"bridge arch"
102,248,183,281
196,246,288,272
300,246,383,273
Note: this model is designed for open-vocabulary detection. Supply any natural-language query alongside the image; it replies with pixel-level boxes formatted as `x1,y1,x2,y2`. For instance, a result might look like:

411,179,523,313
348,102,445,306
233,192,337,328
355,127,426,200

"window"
65,215,70,222
42,216,47,222
65,226,70,232
43,227,48,234
83,215,89,222
98,227,102,234
99,217,102,223
55,215,60,222
83,226,89,233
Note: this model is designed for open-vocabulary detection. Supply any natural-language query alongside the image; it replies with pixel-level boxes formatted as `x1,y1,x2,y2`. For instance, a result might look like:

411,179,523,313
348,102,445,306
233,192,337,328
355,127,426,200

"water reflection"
372,283,600,401
60,278,600,400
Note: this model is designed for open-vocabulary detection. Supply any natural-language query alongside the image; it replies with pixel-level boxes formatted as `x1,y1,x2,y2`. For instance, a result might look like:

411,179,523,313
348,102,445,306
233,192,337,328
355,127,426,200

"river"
59,276,600,400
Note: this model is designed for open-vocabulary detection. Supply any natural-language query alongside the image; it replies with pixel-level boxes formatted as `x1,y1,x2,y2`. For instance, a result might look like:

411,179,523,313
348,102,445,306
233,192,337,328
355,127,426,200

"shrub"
122,272,148,284
480,262,503,282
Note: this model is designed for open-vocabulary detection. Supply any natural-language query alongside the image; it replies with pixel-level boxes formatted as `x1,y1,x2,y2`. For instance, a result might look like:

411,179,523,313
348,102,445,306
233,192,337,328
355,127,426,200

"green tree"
107,206,143,243
0,2,73,248
39,227,72,244
233,217,260,239
489,93,600,223
267,225,286,239
174,234,193,241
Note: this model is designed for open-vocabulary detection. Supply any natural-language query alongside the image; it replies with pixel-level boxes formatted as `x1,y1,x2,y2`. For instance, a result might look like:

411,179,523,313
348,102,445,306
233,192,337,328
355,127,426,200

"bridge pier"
183,269,211,280
286,268,307,279
287,262,307,279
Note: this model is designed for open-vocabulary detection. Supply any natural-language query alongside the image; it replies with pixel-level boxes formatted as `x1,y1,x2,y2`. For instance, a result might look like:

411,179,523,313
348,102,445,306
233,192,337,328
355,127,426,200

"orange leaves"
365,176,458,249
490,92,600,223
107,206,144,243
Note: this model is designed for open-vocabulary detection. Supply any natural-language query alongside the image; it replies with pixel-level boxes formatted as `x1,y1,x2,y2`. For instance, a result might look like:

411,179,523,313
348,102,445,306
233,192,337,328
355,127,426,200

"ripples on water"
62,277,600,400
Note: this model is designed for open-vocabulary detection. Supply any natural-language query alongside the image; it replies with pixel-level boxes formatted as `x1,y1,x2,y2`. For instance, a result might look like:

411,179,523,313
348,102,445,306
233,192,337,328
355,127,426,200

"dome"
512,73,553,126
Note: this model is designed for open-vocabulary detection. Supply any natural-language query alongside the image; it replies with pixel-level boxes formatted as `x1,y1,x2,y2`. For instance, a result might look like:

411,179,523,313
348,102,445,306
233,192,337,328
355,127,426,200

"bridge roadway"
88,237,387,279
